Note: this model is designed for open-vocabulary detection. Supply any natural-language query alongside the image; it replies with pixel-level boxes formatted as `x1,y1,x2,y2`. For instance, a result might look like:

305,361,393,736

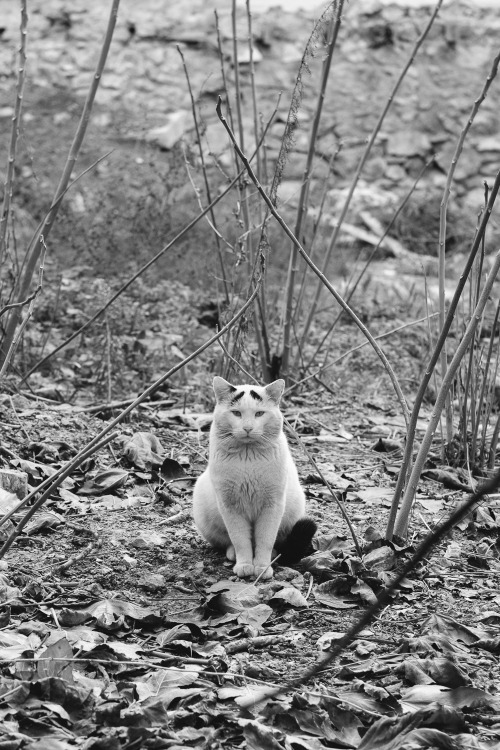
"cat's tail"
277,517,317,566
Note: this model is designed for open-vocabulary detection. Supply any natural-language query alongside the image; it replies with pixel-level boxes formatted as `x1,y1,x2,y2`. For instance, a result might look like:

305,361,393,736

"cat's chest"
211,449,286,500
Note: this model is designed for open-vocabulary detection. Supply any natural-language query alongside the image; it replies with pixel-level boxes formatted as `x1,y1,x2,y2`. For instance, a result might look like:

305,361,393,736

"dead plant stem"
0,275,263,555
0,0,120,369
245,0,262,188
0,0,27,268
282,1,344,379
0,237,46,382
0,431,120,558
385,169,500,541
438,48,500,451
306,157,433,373
217,97,410,431
239,466,500,708
394,248,500,538
479,299,500,464
177,45,230,303
298,0,443,354
22,166,246,381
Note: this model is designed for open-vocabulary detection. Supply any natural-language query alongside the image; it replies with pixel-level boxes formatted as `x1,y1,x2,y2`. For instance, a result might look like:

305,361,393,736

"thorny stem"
298,0,443,355
217,97,410,431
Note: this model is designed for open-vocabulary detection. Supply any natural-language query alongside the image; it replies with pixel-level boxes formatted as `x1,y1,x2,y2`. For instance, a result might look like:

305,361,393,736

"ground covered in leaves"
1,278,500,750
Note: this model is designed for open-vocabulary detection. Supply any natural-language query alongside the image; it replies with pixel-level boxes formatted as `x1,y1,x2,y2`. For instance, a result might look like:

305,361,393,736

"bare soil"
1,290,500,748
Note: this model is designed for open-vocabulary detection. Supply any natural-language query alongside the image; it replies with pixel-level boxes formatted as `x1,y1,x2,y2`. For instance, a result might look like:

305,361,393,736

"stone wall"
1,0,499,251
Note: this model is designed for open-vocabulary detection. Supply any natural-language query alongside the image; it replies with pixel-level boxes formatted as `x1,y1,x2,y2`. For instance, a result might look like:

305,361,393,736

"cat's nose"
243,426,252,434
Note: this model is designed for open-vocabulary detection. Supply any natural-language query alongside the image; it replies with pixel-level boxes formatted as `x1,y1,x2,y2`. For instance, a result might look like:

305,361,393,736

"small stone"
0,470,28,499
387,131,432,158
364,156,386,180
476,136,500,153
384,164,406,182
146,110,192,150
130,531,166,549
236,45,263,65
362,546,395,571
139,573,166,591
123,554,138,568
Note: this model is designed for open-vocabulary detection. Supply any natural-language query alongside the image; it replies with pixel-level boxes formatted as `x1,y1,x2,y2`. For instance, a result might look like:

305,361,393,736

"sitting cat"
193,376,316,580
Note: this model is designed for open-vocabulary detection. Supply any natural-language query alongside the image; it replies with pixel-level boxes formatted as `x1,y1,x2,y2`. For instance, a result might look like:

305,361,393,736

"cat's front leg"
220,506,255,578
253,504,284,580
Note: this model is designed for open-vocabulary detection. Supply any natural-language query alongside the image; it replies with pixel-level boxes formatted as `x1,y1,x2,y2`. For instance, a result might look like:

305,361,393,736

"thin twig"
239,466,500,708
216,97,410,433
282,1,344,379
0,274,264,554
0,0,27,267
0,0,120,369
177,44,229,302
305,156,434,374
394,248,500,538
298,0,443,354
0,235,47,381
22,117,275,383
0,431,120,559
438,47,500,448
385,169,500,541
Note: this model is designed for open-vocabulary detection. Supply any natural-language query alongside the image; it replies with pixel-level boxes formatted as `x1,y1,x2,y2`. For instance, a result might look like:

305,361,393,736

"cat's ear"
213,376,236,402
265,379,285,404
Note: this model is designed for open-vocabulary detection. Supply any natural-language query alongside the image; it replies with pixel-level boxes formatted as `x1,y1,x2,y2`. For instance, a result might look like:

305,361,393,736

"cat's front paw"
253,564,274,580
234,562,255,578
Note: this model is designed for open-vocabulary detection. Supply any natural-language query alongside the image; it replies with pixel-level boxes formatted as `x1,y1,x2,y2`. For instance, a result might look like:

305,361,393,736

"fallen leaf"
78,468,128,496
24,511,65,535
37,635,74,682
362,546,395,572
269,587,309,608
314,580,358,609
135,667,199,700
160,456,186,480
122,431,164,468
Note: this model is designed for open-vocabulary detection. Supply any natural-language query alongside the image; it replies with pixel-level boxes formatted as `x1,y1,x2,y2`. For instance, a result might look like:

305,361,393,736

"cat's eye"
255,411,265,417
231,410,241,417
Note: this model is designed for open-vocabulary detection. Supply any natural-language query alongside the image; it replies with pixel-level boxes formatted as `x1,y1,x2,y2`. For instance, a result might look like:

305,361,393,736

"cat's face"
212,377,284,444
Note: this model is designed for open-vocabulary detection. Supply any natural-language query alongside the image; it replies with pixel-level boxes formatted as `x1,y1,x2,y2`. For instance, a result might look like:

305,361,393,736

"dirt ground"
1,2,500,747
1,279,500,748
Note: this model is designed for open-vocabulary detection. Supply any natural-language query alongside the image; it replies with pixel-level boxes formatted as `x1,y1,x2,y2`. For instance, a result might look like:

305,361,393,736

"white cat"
193,376,316,580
